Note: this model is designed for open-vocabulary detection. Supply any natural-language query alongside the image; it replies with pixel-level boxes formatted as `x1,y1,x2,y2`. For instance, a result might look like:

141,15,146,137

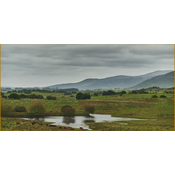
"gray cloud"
1,44,174,87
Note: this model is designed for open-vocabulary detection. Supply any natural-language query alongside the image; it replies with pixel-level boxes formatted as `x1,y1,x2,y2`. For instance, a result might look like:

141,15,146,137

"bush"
8,93,20,99
94,92,98,96
29,100,46,114
19,94,28,98
1,103,13,116
46,96,56,100
160,95,167,98
36,95,44,99
61,105,76,116
120,90,126,94
76,92,91,100
85,105,95,114
2,95,7,99
14,106,27,112
76,92,83,99
151,95,159,98
102,90,115,95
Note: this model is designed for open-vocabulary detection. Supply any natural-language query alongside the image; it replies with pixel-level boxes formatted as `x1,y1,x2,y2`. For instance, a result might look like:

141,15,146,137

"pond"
21,114,142,130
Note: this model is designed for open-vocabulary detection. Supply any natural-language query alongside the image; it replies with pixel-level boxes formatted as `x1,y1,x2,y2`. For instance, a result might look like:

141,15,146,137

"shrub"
46,96,56,100
81,93,91,99
76,92,91,100
8,93,20,99
160,95,167,98
19,94,28,98
36,95,44,99
76,92,83,100
85,105,95,114
151,95,158,98
1,103,13,116
14,106,27,112
61,105,76,116
94,92,98,96
107,90,115,95
121,90,126,94
29,100,46,114
2,95,7,99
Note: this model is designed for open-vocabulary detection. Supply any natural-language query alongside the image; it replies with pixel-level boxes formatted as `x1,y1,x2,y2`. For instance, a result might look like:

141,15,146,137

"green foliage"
27,94,44,99
151,95,159,98
160,95,167,98
2,95,7,99
46,95,56,100
120,90,126,94
85,105,95,114
94,92,99,96
102,90,116,95
76,92,83,99
61,105,76,116
1,92,4,96
1,103,13,116
8,93,20,99
29,100,46,114
76,92,91,100
14,106,27,112
19,94,28,98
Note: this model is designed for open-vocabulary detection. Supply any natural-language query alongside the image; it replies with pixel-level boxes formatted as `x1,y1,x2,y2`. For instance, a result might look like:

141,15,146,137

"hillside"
129,71,174,89
44,70,172,90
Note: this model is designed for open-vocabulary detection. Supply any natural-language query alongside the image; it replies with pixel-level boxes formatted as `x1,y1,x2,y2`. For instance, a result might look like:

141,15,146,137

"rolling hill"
44,70,172,90
129,71,174,89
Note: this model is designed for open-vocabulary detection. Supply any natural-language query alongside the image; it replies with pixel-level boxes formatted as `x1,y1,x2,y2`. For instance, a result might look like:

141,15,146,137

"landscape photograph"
1,44,174,131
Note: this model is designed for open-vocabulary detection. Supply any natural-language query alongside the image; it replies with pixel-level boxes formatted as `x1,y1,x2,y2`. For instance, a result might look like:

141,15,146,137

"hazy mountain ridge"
45,70,172,90
129,71,174,89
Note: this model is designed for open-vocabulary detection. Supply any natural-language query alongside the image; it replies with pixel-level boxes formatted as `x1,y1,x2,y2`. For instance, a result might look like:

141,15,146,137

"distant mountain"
129,71,174,89
45,70,172,90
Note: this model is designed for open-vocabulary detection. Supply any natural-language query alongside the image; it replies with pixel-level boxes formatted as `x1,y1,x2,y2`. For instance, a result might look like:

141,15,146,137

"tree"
29,100,46,114
46,95,56,100
85,105,95,114
2,95,7,99
61,105,76,116
1,103,13,116
94,92,98,96
8,93,20,99
160,95,166,98
120,90,126,94
151,95,158,98
107,90,115,95
76,92,83,100
14,106,27,112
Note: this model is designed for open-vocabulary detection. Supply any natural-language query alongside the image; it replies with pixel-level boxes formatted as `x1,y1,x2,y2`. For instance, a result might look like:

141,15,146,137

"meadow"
1,88,174,131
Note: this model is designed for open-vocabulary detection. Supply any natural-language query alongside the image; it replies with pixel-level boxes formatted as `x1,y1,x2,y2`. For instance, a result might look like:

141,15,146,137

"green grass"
1,117,85,131
1,89,174,131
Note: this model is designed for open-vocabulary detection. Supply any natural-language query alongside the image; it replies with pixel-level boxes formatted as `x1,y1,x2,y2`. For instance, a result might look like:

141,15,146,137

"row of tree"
2,93,57,100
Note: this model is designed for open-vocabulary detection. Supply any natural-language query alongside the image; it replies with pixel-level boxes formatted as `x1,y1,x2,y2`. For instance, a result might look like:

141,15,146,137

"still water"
22,114,141,130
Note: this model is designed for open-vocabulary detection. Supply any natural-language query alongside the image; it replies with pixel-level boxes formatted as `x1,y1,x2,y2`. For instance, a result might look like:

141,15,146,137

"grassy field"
1,89,174,131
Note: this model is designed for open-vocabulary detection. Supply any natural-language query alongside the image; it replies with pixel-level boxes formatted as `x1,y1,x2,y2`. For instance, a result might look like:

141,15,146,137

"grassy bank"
1,90,174,131
1,117,85,131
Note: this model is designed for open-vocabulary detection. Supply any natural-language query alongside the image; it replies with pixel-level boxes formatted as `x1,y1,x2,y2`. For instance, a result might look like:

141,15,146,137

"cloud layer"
1,44,174,87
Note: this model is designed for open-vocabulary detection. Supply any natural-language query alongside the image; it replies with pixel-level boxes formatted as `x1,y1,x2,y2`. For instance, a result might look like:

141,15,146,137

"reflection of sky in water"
22,114,142,130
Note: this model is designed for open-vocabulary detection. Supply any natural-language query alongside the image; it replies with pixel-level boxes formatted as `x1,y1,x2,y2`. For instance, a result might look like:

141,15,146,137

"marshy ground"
1,88,174,131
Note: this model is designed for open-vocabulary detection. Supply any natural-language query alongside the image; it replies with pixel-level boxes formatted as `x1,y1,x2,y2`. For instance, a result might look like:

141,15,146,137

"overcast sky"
1,44,174,87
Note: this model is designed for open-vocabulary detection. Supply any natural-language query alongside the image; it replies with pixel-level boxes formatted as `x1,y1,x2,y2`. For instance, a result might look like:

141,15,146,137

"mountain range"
130,71,174,89
45,70,173,90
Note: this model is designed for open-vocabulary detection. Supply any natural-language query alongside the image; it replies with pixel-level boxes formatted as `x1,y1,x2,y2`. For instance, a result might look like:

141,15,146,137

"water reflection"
63,116,75,124
21,114,142,130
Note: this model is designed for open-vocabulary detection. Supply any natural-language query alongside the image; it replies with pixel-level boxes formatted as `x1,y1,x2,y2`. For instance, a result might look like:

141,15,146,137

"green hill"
129,71,174,89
